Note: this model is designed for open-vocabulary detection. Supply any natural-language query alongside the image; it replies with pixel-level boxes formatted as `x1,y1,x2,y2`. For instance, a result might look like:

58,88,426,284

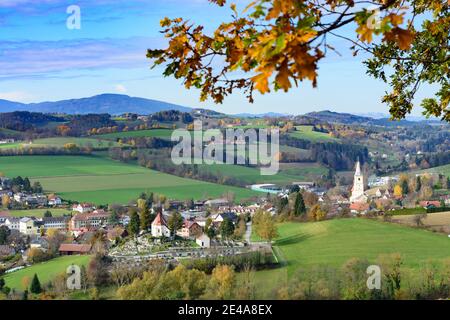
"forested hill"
0,94,192,115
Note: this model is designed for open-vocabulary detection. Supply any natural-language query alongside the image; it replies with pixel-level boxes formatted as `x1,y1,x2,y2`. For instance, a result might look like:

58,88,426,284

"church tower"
350,160,366,203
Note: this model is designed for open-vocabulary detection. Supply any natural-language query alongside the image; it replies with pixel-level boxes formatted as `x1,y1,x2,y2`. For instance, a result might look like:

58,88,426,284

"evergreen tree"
139,206,152,231
30,274,42,294
277,197,289,213
220,218,235,240
293,192,306,216
400,179,409,195
43,210,52,218
128,211,140,236
415,176,422,193
23,178,32,192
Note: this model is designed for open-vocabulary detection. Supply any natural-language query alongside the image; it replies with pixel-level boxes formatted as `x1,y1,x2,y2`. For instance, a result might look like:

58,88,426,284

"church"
350,161,368,203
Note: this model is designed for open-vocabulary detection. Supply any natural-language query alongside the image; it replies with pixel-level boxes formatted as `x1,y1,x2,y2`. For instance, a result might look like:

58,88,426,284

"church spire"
355,160,361,176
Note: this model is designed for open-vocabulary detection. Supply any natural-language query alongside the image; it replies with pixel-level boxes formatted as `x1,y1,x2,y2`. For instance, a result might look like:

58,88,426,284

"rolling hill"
0,94,192,115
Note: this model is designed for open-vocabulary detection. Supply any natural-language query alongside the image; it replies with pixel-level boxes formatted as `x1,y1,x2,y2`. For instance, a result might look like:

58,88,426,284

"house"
0,177,11,191
43,216,70,231
419,201,441,209
196,234,211,248
59,243,92,255
119,214,130,226
0,211,11,225
106,227,128,242
212,212,238,224
48,195,62,206
14,193,47,206
349,202,370,214
151,212,171,238
72,203,94,214
0,245,15,257
30,237,50,251
204,198,229,207
4,217,20,231
70,210,109,231
177,221,202,239
19,217,40,235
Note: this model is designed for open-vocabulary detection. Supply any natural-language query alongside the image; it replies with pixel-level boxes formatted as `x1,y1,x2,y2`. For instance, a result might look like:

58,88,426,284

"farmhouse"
151,212,170,238
59,243,92,255
177,221,202,239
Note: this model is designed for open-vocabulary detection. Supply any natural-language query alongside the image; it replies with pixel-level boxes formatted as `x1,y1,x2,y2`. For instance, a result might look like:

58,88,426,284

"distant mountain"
233,112,289,118
304,110,441,127
0,94,192,115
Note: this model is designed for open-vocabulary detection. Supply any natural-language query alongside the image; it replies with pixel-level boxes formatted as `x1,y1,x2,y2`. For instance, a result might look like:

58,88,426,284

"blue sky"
0,0,433,116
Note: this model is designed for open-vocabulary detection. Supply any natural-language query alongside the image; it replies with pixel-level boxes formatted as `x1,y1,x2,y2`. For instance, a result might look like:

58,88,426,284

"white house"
196,234,211,248
4,217,20,231
72,203,94,213
48,195,62,206
151,212,171,238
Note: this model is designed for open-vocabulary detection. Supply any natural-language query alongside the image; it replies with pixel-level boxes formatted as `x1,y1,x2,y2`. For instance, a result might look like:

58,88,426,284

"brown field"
391,211,450,234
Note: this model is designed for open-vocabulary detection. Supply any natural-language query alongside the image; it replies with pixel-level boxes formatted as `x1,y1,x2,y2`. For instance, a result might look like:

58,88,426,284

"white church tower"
350,160,367,203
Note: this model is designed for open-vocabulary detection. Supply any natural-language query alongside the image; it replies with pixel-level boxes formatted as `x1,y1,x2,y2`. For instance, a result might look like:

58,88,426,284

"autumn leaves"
148,0,417,104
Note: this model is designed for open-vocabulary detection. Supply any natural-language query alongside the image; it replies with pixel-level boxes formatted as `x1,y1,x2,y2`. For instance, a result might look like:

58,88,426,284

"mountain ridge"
0,94,192,115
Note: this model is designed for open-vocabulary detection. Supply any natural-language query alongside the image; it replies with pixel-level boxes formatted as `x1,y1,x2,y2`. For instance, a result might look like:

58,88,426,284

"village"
0,159,449,281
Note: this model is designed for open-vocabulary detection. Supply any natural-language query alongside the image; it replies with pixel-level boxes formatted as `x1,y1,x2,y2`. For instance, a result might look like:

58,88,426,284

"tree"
43,210,52,218
394,184,403,198
255,212,278,243
415,176,422,193
32,182,43,194
309,204,327,222
30,274,42,294
1,194,10,208
128,210,140,236
23,178,31,192
0,226,10,245
207,265,236,300
138,199,152,231
167,212,184,239
293,192,306,216
220,217,235,240
108,210,120,226
148,1,449,122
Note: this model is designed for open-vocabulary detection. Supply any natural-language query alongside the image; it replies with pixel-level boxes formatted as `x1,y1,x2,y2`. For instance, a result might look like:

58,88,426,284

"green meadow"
97,129,174,140
289,126,339,142
7,208,72,218
0,155,259,204
251,218,450,297
2,255,91,290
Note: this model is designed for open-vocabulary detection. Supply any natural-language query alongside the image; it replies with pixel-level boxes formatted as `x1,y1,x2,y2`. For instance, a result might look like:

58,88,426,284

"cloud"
0,37,164,80
114,84,127,93
0,91,34,102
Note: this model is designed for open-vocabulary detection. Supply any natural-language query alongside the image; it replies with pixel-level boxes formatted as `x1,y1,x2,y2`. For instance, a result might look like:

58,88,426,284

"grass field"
0,155,259,204
289,126,339,142
251,218,450,297
2,255,91,290
392,211,450,233
97,129,174,140
194,162,325,185
418,164,450,178
0,137,120,150
6,209,72,218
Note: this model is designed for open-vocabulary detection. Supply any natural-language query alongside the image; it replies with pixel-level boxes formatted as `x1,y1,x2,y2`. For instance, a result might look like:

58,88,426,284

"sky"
0,0,435,116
